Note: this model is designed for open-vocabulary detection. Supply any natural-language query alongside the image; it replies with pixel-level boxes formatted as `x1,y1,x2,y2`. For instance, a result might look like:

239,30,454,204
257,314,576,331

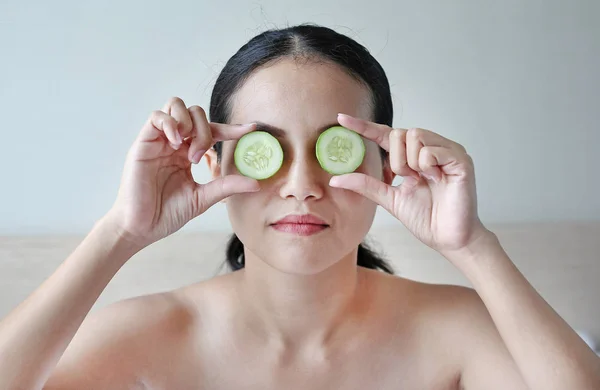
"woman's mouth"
270,214,329,236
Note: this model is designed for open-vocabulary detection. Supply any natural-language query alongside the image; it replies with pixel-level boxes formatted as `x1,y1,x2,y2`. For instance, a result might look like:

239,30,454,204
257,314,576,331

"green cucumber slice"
316,126,365,175
234,131,283,180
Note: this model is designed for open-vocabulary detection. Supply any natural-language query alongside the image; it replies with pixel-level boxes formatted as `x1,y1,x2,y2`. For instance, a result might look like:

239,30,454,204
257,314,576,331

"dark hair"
209,23,394,274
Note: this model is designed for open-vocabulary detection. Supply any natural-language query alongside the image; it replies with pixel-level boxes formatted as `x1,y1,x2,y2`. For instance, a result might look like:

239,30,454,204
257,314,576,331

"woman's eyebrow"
252,121,341,137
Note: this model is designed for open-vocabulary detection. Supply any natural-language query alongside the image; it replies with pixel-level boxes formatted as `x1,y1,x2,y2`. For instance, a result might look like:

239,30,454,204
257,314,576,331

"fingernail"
329,176,342,187
175,130,183,144
191,150,203,164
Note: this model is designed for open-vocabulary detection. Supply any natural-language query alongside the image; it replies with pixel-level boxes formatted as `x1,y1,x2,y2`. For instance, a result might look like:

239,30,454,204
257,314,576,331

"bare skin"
43,265,526,390
1,58,599,389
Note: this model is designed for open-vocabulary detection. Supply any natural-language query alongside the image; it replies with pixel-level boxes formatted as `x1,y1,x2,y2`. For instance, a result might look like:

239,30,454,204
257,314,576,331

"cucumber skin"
234,131,283,180
316,126,365,175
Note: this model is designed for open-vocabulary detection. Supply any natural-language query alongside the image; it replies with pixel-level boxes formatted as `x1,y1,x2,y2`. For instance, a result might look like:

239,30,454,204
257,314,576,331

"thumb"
329,173,396,213
194,175,260,215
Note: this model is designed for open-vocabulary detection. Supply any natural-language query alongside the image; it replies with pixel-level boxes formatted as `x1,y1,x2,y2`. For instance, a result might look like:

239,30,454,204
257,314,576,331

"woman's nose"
278,156,325,201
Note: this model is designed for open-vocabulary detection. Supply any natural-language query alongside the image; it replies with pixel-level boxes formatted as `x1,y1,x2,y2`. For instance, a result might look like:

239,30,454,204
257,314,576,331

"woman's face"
212,58,390,275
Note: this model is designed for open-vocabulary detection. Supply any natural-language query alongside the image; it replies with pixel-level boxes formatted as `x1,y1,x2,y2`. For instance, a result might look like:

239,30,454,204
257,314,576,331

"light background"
1,0,598,235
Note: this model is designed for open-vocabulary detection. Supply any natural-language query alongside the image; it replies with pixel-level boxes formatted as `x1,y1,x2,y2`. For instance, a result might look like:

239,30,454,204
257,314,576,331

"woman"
0,24,598,390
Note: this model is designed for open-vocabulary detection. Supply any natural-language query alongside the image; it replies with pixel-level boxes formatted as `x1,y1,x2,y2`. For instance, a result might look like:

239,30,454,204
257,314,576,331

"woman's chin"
240,225,363,275
268,244,358,276
255,247,340,276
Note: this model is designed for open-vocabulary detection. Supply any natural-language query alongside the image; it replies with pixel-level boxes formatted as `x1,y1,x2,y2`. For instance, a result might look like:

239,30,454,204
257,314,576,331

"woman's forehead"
229,58,372,135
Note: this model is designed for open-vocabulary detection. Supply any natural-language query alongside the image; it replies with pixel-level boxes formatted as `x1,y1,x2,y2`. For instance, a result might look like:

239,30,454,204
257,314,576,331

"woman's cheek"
334,186,375,214
227,191,261,215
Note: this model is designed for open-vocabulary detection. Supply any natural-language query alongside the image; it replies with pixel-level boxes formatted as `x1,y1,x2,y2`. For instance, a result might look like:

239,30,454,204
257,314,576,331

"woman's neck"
236,248,369,349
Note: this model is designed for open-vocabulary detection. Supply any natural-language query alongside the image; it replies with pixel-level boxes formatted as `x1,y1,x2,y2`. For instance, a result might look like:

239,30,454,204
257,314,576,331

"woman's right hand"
105,97,259,250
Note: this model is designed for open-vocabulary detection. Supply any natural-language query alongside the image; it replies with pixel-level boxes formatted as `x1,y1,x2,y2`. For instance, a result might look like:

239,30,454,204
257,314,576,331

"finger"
329,173,396,213
188,106,215,164
209,122,258,142
419,146,472,181
337,113,393,151
418,146,444,182
389,129,419,179
139,110,181,149
406,127,463,150
406,129,424,173
166,97,193,139
194,175,260,215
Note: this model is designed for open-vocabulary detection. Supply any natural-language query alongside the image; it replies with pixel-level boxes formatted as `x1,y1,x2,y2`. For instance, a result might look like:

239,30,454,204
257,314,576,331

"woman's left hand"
330,113,491,259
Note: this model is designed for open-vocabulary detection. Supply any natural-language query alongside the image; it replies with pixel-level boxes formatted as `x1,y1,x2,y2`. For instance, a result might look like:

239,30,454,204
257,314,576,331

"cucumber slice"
316,126,365,175
234,131,283,180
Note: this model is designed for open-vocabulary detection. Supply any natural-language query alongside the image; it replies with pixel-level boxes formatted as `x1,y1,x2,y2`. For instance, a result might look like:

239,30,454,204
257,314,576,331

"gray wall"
1,0,598,234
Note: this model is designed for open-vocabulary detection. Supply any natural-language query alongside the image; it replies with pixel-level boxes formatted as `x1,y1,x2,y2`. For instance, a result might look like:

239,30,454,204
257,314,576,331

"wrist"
441,228,504,268
92,213,145,264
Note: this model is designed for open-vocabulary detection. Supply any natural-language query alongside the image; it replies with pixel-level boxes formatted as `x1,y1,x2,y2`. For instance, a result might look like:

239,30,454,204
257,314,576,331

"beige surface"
1,222,599,344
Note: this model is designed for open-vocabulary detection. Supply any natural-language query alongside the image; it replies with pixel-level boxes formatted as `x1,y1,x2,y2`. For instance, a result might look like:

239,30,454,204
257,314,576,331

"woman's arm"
330,114,600,389
446,231,600,390
0,98,258,389
0,215,138,390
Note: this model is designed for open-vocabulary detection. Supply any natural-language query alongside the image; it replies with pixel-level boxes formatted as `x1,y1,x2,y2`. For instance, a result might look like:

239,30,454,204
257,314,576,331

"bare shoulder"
45,290,196,389
368,270,503,355
361,267,481,316
364,270,526,389
360,269,486,351
363,269,495,333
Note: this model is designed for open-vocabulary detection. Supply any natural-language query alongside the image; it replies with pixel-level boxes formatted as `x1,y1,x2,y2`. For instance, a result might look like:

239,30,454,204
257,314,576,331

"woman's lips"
270,223,328,236
270,214,329,236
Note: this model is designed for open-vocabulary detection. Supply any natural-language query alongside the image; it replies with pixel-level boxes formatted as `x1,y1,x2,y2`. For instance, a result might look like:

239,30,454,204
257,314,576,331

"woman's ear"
204,148,229,203
204,148,221,180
